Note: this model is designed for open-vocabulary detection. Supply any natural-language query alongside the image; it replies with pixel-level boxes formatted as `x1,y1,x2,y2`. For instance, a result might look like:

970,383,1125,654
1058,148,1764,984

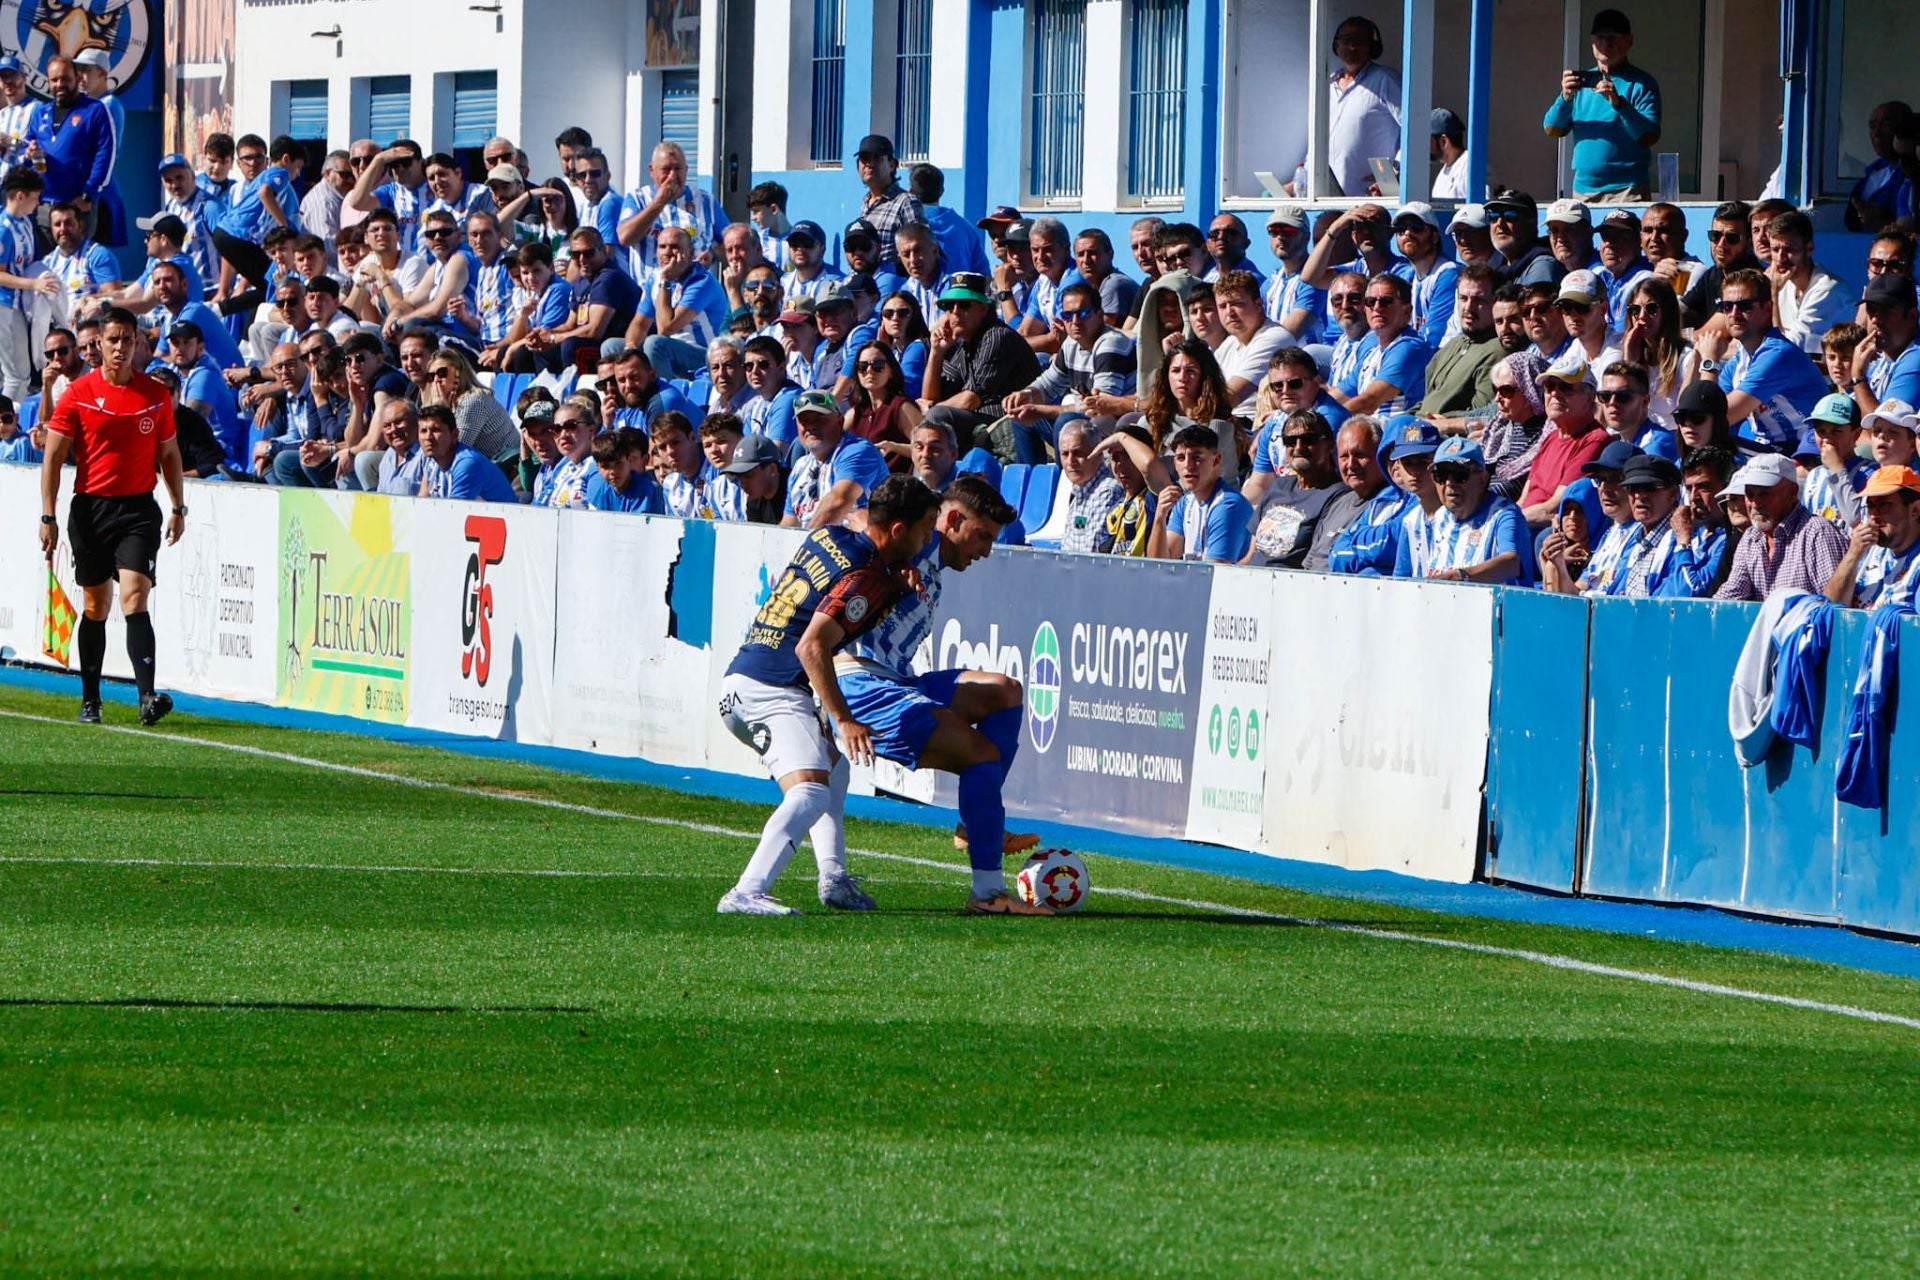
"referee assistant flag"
43,560,76,667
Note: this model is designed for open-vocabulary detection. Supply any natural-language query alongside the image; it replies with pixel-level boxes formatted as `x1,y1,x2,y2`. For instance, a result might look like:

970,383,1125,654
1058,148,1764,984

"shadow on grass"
0,996,594,1014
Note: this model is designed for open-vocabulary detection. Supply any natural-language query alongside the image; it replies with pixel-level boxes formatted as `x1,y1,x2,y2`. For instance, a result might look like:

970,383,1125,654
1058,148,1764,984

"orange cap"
1863,465,1920,499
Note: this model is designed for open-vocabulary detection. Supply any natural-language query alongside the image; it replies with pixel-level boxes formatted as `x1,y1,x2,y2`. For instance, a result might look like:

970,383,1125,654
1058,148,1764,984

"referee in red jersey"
37,307,186,725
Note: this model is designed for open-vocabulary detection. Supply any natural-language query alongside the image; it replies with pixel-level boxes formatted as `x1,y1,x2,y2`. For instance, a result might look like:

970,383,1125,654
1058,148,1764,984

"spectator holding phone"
1542,9,1662,202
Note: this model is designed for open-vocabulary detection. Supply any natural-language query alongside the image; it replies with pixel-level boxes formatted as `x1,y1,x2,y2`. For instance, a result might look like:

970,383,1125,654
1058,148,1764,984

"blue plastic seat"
998,463,1031,514
1020,463,1059,532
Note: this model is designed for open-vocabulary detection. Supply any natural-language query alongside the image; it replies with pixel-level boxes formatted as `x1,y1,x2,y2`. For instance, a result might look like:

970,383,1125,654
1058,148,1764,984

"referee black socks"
78,617,106,704
124,612,156,698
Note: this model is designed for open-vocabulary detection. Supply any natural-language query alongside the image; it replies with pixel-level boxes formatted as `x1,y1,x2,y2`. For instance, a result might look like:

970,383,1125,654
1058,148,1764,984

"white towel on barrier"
1728,591,1824,767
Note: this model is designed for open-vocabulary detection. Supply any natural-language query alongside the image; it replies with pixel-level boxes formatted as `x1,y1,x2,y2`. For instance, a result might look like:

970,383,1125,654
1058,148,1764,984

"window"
451,71,497,150
810,0,847,165
895,0,933,163
285,79,327,143
1821,0,1905,194
365,75,411,144
1127,0,1186,199
1029,0,1087,201
660,71,701,175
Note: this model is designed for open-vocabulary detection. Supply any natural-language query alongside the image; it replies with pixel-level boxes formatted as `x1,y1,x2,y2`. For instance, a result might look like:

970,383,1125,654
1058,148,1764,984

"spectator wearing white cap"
1692,267,1830,449
1714,452,1847,601
66,48,127,246
1763,211,1857,356
1446,205,1498,276
1326,16,1401,198
1397,436,1528,583
1593,209,1651,331
1864,399,1919,471
1430,109,1471,201
1824,464,1920,608
1519,351,1611,525
1261,206,1323,344
1542,8,1662,201
1556,270,1622,372
1543,200,1599,276
1388,203,1458,348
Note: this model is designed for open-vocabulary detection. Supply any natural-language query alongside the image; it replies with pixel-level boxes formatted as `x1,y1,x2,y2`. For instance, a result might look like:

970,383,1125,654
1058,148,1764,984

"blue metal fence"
811,0,847,165
1029,0,1086,201
895,0,933,163
1126,0,1186,199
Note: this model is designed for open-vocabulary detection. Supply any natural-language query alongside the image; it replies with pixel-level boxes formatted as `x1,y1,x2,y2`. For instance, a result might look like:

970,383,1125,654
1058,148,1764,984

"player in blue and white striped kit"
834,475,1057,915
717,476,941,916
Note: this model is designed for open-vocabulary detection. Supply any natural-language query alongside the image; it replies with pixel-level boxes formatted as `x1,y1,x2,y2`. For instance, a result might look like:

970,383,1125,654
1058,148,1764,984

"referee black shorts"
67,493,162,588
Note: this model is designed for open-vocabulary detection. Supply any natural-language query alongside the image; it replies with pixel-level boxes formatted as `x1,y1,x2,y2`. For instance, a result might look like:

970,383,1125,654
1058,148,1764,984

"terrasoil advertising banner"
276,490,412,724
932,553,1211,836
409,500,558,746
153,481,278,702
1262,575,1493,883
1184,568,1275,852
550,513,711,767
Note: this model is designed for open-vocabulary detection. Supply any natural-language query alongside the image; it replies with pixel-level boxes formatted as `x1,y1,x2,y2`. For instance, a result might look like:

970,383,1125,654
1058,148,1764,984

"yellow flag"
42,562,76,667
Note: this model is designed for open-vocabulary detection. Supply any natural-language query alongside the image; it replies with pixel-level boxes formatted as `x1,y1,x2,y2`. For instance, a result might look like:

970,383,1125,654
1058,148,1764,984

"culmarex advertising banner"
276,490,412,724
932,552,1211,836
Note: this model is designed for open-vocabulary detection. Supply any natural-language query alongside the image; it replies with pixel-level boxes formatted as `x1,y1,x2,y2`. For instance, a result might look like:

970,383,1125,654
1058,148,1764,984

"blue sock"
957,760,1006,878
978,707,1022,784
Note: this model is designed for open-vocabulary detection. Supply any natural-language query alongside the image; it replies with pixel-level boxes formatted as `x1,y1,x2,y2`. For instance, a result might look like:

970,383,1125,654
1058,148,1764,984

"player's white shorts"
718,671,836,778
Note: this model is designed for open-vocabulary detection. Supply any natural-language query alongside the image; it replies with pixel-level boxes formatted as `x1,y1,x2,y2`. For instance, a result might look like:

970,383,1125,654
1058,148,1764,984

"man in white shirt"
1211,270,1296,409
1766,209,1858,355
1431,108,1471,200
1326,16,1401,197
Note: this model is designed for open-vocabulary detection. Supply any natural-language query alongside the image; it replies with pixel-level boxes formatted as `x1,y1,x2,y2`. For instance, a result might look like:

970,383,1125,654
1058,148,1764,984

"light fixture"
310,25,341,38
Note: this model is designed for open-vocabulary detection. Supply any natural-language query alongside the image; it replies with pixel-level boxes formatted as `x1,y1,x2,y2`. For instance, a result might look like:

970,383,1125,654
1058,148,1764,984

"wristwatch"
1697,358,1721,375
994,290,1013,303
172,505,188,516
40,514,54,525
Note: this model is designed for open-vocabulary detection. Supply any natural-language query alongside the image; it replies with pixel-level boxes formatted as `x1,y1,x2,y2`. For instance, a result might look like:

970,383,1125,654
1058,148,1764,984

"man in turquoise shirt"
1541,9,1661,201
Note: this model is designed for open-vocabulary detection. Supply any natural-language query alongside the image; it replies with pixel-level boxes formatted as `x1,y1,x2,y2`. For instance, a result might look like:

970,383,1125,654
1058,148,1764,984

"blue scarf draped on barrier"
1836,602,1914,809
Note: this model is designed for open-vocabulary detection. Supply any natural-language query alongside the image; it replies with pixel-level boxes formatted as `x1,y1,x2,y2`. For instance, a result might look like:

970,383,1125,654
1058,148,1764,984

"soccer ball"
1016,849,1088,913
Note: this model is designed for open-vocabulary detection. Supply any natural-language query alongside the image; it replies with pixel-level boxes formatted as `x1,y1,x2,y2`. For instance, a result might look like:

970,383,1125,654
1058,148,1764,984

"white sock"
972,869,1008,898
736,782,830,895
809,756,851,880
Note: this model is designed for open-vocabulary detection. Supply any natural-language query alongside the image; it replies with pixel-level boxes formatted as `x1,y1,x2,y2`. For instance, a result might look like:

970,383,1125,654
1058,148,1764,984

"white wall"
517,0,632,186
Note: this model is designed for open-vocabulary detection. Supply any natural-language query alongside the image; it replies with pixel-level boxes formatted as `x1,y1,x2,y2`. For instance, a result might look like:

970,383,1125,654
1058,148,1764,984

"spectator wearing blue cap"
1800,392,1875,529
0,56,34,181
24,57,115,242
1537,476,1610,591
783,387,893,528
1486,193,1563,288
1430,109,1470,201
1397,436,1529,583
1542,8,1662,201
1329,414,1425,575
155,153,221,288
780,220,846,304
1150,422,1253,564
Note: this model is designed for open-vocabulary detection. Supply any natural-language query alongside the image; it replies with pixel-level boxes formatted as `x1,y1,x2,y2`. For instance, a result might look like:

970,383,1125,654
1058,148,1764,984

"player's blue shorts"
837,667,967,770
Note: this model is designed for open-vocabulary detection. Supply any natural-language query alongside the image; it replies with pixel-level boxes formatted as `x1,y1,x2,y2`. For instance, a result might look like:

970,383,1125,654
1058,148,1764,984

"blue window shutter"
810,0,846,165
894,0,932,164
660,71,700,176
366,76,411,144
1029,0,1087,201
451,71,498,150
1126,0,1186,199
287,79,327,142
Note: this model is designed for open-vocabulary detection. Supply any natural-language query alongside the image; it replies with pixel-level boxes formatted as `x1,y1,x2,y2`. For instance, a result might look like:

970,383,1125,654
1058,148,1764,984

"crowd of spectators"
5,32,1919,612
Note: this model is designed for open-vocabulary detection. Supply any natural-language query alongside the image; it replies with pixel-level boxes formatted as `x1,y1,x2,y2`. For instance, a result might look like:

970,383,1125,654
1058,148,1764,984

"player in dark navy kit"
717,475,942,915
37,307,186,726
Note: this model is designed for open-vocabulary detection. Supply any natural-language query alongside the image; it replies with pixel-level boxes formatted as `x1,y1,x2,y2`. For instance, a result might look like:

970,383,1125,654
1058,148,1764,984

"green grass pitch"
2,679,1919,1276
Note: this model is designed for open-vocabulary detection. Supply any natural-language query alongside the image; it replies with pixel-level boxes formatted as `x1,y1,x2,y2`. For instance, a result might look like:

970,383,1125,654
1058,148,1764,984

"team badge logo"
136,414,152,434
4,0,155,99
845,595,869,623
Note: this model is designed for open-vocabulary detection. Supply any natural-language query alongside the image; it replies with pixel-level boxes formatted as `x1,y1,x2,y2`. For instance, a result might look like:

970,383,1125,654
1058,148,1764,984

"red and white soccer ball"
1016,848,1089,913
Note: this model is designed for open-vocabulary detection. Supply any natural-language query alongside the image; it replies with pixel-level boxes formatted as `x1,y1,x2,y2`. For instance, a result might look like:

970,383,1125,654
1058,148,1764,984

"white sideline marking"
6,707,1919,1033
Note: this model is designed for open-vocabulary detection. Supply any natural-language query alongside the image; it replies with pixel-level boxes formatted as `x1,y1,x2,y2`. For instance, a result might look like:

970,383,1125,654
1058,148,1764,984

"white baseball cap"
1741,453,1801,489
1863,398,1920,434
1543,199,1592,227
1392,201,1441,231
1447,203,1491,232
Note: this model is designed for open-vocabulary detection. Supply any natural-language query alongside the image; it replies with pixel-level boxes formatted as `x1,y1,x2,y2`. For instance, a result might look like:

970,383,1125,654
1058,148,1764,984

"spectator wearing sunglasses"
1594,360,1678,461
1243,408,1342,568
1554,270,1622,373
1679,201,1759,331
1396,436,1529,584
1852,271,1920,416
999,280,1136,465
1247,347,1352,504
380,209,471,345
0,391,36,463
739,334,803,448
1486,192,1562,289
1691,268,1829,449
1519,352,1612,527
